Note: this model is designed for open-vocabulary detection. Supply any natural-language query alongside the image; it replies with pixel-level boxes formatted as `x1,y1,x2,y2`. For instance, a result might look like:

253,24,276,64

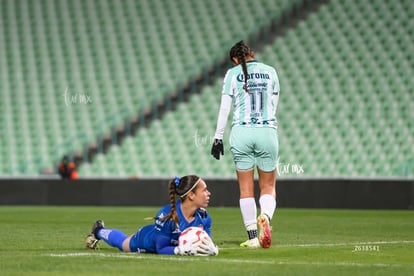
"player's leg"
237,168,255,198
98,225,152,253
96,228,129,251
237,169,260,248
257,168,276,248
255,127,278,248
258,168,276,217
230,126,259,248
255,127,278,218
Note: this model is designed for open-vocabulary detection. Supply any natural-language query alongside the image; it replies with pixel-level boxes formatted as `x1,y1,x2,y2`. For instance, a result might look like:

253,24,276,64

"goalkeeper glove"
211,139,224,160
174,240,202,256
196,237,219,256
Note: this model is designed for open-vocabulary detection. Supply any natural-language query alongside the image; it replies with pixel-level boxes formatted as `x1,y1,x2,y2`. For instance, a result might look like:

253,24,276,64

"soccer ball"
178,226,209,248
177,226,219,256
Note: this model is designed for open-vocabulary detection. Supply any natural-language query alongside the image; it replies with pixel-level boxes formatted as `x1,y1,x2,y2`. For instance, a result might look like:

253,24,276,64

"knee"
121,236,132,252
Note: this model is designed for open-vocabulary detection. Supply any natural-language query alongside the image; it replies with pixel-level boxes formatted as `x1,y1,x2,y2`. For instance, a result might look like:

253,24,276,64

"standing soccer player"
211,41,280,248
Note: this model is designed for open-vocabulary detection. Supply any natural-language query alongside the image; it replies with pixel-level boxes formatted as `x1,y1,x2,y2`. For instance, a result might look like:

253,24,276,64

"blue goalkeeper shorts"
229,125,278,172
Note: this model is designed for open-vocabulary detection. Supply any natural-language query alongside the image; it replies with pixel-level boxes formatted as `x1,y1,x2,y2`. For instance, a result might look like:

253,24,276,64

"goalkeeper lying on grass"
85,175,218,256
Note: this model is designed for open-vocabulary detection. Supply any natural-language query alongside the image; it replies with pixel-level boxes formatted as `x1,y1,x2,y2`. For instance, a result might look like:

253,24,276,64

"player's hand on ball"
196,237,219,256
175,240,202,256
211,139,224,160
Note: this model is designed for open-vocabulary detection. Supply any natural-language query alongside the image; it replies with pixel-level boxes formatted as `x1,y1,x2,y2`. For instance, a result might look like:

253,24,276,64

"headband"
179,178,201,198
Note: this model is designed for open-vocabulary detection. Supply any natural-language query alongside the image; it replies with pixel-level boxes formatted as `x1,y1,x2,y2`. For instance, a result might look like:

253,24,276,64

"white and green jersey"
214,60,280,139
223,60,279,127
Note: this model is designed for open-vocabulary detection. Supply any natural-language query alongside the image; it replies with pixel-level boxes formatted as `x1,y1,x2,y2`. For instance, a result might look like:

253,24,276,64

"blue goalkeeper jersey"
129,201,212,254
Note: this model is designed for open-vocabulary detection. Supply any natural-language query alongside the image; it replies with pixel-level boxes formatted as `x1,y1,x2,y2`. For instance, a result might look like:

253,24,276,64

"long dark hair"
229,40,252,92
162,175,201,227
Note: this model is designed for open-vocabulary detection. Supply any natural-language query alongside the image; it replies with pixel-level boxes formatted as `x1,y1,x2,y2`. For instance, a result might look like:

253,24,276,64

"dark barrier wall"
0,178,413,209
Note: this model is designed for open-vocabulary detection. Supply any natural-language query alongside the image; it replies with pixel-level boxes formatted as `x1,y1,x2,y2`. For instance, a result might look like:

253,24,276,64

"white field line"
47,253,274,264
283,240,414,248
222,240,414,250
45,252,413,268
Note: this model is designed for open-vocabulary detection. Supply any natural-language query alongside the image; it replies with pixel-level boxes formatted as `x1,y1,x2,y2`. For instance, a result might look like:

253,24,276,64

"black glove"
211,139,224,160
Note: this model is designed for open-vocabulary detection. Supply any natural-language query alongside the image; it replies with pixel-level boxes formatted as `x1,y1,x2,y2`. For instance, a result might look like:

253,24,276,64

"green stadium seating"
1,0,412,177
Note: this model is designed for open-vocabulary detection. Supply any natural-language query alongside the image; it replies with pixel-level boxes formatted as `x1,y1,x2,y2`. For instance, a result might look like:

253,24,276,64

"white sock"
259,194,276,220
239,197,257,228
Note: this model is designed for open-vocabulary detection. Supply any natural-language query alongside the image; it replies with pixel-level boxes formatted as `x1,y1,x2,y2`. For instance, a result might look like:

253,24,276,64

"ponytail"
162,179,180,227
229,40,252,92
239,52,249,92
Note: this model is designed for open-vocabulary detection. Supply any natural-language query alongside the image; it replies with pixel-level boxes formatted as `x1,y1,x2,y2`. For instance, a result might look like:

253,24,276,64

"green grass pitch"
0,206,413,275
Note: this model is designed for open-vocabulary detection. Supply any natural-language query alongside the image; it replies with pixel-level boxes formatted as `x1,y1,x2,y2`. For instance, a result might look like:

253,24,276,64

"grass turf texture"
0,207,413,275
